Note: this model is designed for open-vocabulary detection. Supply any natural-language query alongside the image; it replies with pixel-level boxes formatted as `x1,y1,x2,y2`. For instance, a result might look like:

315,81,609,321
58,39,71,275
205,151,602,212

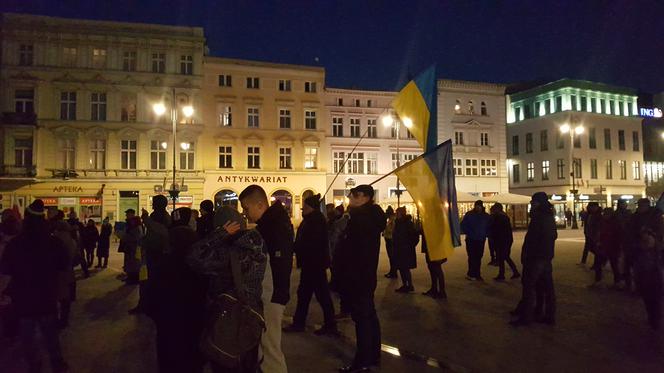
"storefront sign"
53,186,83,193
80,197,101,205
59,197,77,205
41,198,59,206
217,175,288,183
640,107,663,118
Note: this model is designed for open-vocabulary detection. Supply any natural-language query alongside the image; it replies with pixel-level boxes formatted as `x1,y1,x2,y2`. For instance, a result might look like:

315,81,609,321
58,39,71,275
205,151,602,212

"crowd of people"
0,186,662,372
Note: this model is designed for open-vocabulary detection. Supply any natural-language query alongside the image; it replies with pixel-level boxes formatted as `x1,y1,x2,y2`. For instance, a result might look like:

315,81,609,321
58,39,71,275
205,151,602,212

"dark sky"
2,0,663,93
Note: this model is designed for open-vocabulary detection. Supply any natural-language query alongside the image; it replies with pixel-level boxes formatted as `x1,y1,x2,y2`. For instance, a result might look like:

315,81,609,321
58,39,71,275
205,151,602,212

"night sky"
2,0,663,93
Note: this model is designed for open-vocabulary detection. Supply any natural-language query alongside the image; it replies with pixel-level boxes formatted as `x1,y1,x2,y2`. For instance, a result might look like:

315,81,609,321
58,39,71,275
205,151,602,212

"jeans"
349,294,381,366
293,268,336,328
18,315,66,373
466,239,486,278
520,259,555,322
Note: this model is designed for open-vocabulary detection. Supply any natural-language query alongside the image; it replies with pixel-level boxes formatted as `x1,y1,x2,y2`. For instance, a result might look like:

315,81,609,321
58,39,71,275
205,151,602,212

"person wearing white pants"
260,261,288,373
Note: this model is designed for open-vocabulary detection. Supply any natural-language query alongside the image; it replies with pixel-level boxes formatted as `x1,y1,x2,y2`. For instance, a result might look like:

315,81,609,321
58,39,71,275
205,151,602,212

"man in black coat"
488,203,520,281
392,207,419,293
284,194,337,335
335,185,386,373
239,185,293,373
511,192,557,326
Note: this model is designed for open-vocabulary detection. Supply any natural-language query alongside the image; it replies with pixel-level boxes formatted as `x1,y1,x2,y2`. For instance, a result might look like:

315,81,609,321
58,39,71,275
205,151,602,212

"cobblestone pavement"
2,229,663,373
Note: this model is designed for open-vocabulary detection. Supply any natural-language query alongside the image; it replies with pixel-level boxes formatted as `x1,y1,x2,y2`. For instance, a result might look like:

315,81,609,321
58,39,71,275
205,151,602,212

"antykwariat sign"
217,175,288,183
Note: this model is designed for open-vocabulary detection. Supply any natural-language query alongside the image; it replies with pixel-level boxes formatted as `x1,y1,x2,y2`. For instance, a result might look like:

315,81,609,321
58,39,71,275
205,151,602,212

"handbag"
199,249,266,368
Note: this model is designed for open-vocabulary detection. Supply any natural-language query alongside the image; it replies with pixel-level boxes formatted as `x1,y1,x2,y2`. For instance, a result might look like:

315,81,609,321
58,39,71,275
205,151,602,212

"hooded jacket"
294,209,330,271
256,202,294,305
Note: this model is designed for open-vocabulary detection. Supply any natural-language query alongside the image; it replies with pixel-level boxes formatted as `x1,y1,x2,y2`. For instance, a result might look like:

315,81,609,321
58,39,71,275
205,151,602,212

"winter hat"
26,199,45,216
304,194,321,210
214,205,247,230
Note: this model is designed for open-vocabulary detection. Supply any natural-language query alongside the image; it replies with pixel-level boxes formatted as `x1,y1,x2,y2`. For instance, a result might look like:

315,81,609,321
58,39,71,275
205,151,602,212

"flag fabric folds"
391,65,437,152
394,140,461,261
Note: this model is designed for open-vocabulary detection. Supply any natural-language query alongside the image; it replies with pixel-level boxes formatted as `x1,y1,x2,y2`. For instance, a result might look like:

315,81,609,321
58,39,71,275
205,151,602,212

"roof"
204,56,325,74
508,78,638,101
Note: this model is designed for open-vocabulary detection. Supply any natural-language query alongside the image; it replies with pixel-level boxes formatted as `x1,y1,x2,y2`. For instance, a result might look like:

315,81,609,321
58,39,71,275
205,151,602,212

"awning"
484,193,531,204
456,191,483,202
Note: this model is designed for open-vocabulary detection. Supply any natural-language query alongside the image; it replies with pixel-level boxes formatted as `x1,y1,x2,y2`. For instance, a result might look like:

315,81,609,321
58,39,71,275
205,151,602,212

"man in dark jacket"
284,194,337,335
511,192,557,326
239,185,293,373
335,185,386,373
81,219,99,267
460,200,490,281
488,203,519,281
196,199,215,239
392,207,419,293
0,200,69,373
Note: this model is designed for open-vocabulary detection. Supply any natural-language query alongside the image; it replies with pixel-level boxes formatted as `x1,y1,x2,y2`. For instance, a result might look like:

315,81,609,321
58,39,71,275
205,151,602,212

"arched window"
454,99,461,113
481,102,487,116
271,190,293,217
468,100,475,114
214,189,238,210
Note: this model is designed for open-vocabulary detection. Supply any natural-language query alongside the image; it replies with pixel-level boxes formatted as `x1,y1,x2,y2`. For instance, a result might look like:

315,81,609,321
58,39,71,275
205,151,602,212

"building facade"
641,91,664,190
0,13,206,220
506,79,645,216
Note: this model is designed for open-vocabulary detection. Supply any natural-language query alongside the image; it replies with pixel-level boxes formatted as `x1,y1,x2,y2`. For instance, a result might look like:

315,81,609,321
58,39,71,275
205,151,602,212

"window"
120,94,137,122
218,75,232,87
480,159,497,176
541,160,550,180
534,101,541,116
19,44,33,66
465,159,478,176
514,107,522,121
246,77,260,89
600,99,606,113
574,133,581,148
606,160,613,179
557,159,565,179
333,152,345,173
454,100,461,114
90,93,107,121
60,92,76,120
619,160,627,180
480,102,487,116
279,148,292,169
526,133,533,153
304,147,318,169
555,96,562,112
218,146,232,168
279,109,291,129
455,131,464,145
305,110,317,130
337,98,343,106
355,99,361,107
58,138,76,169
89,139,105,170
573,158,582,178
391,123,398,138
278,79,291,91
627,102,633,116
122,51,137,71
571,95,578,111
92,48,107,68
526,162,535,181
218,105,232,126
367,119,377,138
633,131,640,151
618,130,626,150
391,153,401,169
480,132,489,146
588,97,594,113
247,107,260,128
347,153,365,174
63,47,77,66
633,161,641,180
589,128,597,149
580,96,587,111
332,117,343,137
512,164,520,183
556,131,565,149
350,118,361,137
180,142,195,170
454,158,463,176
247,147,260,168
367,100,373,108
604,129,611,149
152,53,166,73
545,99,551,114
14,138,33,167
590,159,598,179
617,102,623,116
540,130,548,151
512,135,519,155
180,55,193,75
121,140,137,170
150,140,167,170
15,89,34,113
608,100,615,115
366,153,377,174
304,81,317,93
468,101,475,114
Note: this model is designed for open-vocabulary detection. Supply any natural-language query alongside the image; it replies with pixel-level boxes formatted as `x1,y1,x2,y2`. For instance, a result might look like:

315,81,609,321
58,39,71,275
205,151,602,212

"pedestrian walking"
239,185,293,373
188,205,267,372
49,211,78,329
284,194,337,335
460,200,490,281
197,199,215,239
149,207,207,373
488,203,520,281
565,209,573,228
335,185,386,372
392,207,419,293
118,209,142,285
580,202,601,266
383,206,398,279
580,207,588,228
594,207,622,286
0,200,70,373
421,231,447,299
81,219,99,267
97,217,112,268
511,192,557,327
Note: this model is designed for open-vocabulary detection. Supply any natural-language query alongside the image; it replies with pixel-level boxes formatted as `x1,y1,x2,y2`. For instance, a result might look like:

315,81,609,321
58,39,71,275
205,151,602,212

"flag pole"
323,128,370,200
369,139,452,186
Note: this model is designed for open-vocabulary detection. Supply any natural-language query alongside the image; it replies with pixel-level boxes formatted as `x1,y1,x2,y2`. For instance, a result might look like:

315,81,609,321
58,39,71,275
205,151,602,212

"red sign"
41,198,58,206
79,197,101,205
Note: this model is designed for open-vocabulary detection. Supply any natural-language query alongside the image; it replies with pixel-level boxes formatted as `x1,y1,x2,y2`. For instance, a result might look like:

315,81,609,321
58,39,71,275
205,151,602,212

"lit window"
527,162,534,181
541,160,550,180
150,140,167,170
279,148,292,169
92,48,107,69
304,147,318,169
180,142,195,170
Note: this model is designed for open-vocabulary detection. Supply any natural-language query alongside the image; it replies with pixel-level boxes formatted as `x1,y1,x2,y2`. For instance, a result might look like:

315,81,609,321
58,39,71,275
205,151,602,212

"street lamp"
382,112,404,207
153,91,194,211
560,123,584,229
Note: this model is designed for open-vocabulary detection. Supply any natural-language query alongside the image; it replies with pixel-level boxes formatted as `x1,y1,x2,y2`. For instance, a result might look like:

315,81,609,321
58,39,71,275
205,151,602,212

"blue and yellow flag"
391,66,437,152
395,140,461,261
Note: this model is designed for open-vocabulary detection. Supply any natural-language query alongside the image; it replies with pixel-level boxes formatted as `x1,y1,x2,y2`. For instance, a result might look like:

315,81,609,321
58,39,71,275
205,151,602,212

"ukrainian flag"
391,65,437,152
395,140,461,261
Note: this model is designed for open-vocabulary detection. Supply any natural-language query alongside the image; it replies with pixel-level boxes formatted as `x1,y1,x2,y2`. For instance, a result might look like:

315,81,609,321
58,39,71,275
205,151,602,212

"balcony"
0,165,37,177
1,112,37,126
